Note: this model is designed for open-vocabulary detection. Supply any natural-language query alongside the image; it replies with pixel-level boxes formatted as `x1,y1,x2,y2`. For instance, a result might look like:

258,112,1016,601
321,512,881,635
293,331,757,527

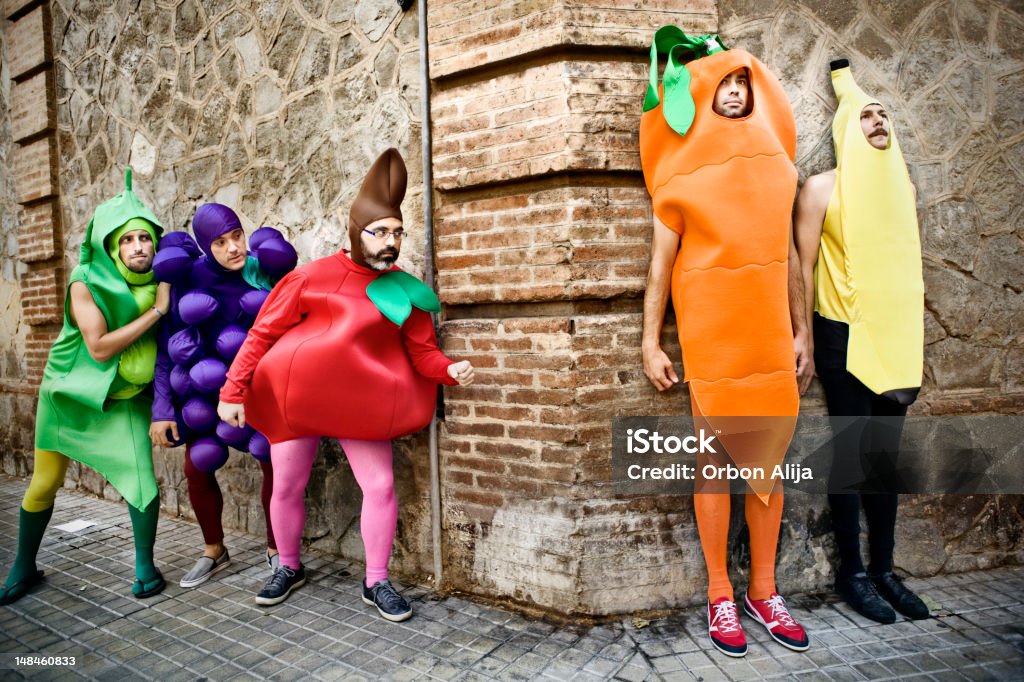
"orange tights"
695,490,784,602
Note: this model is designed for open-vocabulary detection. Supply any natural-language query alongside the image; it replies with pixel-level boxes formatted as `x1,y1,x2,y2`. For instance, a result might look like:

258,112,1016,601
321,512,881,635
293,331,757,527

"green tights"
0,449,161,604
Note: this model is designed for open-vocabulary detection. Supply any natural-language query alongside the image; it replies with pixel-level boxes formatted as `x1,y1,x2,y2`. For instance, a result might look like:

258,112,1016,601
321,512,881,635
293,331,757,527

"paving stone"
721,659,769,681
818,665,868,681
929,671,973,681
746,654,796,677
635,672,677,682
469,653,509,677
185,654,223,674
2,483,1023,682
706,667,745,681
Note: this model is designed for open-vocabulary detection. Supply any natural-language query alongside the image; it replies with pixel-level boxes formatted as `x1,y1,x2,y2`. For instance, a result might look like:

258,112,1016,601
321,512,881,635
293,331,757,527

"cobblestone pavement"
0,477,1022,681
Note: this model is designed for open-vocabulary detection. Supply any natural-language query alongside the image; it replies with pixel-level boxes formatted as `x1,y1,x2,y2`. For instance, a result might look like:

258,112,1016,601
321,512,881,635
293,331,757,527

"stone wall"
0,0,436,579
718,0,1024,577
0,0,1021,619
720,0,1024,405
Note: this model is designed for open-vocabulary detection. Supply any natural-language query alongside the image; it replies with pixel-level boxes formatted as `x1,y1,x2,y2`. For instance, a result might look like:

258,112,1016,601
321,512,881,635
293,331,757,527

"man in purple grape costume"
150,203,296,588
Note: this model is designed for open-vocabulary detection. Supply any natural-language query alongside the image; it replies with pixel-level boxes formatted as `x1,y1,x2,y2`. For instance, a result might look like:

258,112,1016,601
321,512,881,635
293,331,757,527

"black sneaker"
362,579,412,622
836,572,895,624
255,564,306,606
872,572,930,620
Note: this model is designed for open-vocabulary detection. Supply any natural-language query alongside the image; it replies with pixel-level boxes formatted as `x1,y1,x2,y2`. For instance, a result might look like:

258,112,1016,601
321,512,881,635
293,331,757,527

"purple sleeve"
152,315,176,422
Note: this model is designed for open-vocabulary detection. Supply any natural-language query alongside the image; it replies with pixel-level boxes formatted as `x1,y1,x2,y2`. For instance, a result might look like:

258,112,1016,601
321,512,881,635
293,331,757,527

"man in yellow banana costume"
795,59,929,624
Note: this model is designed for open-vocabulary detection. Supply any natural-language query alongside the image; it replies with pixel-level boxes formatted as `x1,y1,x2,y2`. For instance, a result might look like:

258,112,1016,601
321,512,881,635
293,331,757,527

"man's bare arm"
642,216,682,391
787,224,812,394
71,281,170,364
792,171,832,393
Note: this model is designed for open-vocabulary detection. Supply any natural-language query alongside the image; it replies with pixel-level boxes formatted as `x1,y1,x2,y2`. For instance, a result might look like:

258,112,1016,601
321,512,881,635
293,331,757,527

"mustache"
378,248,399,258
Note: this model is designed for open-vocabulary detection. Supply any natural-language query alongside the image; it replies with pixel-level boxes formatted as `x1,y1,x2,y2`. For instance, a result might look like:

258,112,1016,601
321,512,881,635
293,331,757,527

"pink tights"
270,436,396,586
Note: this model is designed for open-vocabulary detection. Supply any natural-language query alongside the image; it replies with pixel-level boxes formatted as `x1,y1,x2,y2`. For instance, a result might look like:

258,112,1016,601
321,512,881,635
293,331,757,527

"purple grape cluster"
153,227,296,471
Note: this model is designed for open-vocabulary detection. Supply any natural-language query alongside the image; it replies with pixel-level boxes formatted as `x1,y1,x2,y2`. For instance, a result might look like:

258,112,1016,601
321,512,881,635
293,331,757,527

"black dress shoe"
836,572,896,624
872,571,930,620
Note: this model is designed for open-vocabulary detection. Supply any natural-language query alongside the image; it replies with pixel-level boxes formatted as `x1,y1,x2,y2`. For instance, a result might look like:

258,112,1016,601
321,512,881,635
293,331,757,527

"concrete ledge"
16,199,59,263
428,0,716,79
7,4,49,78
12,136,57,204
10,70,55,142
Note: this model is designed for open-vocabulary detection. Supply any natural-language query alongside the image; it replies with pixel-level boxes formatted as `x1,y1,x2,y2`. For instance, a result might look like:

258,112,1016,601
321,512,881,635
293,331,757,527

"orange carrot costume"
640,29,798,495
640,28,799,601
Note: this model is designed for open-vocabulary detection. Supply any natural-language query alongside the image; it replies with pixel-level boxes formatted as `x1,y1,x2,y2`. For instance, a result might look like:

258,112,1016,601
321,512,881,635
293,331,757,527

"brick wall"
2,0,63,396
0,3,41,477
430,0,1024,615
0,0,1020,619
35,0,435,579
428,0,720,614
5,3,62,324
18,267,62,326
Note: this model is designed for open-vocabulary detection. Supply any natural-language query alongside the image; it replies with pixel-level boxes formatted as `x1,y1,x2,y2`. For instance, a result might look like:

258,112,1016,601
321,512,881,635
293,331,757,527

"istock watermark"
625,428,718,455
611,415,1024,496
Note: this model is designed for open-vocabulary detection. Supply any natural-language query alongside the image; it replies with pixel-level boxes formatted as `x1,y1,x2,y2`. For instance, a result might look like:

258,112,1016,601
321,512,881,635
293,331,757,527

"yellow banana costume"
815,65,924,398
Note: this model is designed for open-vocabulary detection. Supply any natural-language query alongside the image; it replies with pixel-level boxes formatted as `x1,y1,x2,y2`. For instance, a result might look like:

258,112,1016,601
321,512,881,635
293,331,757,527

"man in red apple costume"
218,149,473,620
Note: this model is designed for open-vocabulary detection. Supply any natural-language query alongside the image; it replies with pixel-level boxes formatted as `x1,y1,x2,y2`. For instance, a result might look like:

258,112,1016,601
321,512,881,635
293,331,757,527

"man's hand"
642,217,682,393
643,345,680,391
447,360,475,386
795,332,814,395
218,400,246,428
150,420,179,448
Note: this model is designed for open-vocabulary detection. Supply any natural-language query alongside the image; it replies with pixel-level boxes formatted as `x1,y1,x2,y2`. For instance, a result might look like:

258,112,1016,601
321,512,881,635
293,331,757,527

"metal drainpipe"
416,0,444,591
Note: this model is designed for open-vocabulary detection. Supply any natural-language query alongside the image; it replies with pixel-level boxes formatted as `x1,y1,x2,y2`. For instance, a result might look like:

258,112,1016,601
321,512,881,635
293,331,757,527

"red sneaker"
743,592,810,651
707,597,747,657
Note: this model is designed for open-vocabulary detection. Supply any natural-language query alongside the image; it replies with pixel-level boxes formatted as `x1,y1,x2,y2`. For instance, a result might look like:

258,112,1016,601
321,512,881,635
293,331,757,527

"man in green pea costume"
0,170,171,604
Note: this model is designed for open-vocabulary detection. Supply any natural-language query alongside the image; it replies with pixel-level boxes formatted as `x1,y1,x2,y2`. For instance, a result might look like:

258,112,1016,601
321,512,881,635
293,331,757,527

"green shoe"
132,569,166,599
0,570,44,606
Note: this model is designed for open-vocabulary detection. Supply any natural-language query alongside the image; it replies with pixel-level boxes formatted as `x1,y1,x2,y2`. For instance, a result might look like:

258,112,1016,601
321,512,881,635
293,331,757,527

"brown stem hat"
348,148,407,268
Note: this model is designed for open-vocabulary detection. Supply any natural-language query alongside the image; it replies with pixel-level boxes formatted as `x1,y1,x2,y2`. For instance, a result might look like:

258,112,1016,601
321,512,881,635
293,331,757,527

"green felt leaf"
390,270,441,313
663,51,694,137
241,256,276,292
365,270,441,326
643,26,729,137
366,274,412,326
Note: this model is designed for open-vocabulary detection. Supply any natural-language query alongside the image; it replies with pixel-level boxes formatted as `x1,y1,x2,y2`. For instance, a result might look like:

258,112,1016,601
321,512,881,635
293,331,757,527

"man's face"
713,68,751,118
359,217,403,271
860,104,890,150
210,227,248,271
118,229,155,274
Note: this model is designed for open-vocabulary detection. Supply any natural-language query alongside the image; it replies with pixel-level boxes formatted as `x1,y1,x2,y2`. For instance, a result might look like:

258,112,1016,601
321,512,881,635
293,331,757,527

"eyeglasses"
362,228,405,241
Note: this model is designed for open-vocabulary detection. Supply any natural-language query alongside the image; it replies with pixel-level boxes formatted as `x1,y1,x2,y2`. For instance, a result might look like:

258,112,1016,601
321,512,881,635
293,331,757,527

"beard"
125,254,154,273
363,246,399,271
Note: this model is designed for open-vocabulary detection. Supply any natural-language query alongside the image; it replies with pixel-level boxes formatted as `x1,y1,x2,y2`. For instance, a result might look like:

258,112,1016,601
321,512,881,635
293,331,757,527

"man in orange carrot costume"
640,27,810,657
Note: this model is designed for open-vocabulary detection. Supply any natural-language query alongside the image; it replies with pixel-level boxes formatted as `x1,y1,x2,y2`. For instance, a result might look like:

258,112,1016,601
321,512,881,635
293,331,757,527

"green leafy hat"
643,25,728,137
83,168,163,269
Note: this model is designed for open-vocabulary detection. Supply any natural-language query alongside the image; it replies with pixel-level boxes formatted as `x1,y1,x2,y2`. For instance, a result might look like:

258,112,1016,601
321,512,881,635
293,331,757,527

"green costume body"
1,171,166,605
35,175,163,510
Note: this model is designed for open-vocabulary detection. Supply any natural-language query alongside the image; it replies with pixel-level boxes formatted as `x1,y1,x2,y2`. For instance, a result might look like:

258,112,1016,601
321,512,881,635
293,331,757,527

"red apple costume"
220,149,456,585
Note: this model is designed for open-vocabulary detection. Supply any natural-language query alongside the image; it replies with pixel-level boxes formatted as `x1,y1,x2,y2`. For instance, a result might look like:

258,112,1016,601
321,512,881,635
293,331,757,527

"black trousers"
815,314,908,577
